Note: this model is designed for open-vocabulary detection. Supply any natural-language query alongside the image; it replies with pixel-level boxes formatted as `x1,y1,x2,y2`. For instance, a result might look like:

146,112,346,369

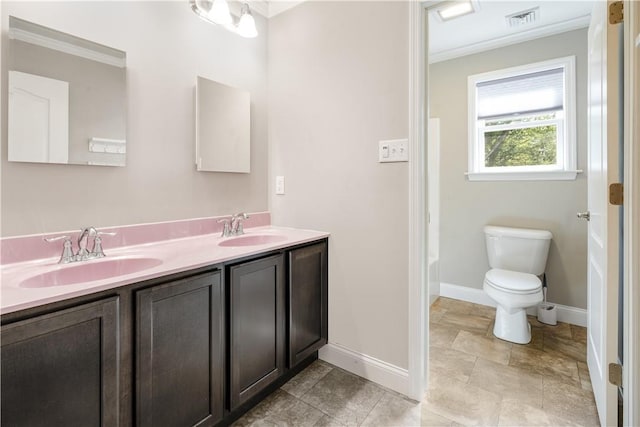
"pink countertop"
1,213,329,315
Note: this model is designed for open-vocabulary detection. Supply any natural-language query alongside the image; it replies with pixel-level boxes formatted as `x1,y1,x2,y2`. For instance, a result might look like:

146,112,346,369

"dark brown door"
288,241,328,368
1,297,120,427
228,254,285,410
136,271,224,427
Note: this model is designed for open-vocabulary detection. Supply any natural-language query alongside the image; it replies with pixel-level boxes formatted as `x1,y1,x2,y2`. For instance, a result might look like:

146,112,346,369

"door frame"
623,1,640,425
407,0,640,418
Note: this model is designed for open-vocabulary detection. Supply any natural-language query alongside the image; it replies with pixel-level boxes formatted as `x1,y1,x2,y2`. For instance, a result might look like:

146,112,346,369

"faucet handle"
91,231,117,258
231,213,250,235
43,235,75,264
43,235,71,243
217,218,232,237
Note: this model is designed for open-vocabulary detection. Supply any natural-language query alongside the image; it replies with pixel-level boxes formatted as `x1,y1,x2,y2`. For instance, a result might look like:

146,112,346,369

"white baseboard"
318,343,409,396
439,282,587,327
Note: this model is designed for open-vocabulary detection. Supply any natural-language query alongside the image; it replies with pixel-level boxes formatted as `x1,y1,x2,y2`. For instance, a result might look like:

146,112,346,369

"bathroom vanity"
0,215,328,426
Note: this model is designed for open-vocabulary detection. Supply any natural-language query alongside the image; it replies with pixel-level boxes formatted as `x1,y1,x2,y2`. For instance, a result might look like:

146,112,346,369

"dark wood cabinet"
1,238,328,426
136,271,224,427
228,254,285,410
288,241,328,368
0,297,120,427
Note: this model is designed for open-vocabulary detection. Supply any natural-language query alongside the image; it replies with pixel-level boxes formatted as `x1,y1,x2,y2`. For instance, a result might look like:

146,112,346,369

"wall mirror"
196,76,250,173
7,16,127,167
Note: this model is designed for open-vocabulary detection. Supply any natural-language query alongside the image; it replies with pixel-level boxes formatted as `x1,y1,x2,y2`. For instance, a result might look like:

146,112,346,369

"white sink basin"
218,234,288,247
20,257,163,288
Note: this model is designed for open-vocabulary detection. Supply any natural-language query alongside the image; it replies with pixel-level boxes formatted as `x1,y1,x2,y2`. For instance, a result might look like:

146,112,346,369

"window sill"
466,170,582,182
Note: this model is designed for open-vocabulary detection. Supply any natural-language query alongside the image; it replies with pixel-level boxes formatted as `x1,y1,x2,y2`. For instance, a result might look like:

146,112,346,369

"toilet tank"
484,225,553,275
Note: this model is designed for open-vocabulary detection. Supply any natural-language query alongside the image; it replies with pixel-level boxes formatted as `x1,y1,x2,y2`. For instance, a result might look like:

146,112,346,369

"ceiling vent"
506,7,539,28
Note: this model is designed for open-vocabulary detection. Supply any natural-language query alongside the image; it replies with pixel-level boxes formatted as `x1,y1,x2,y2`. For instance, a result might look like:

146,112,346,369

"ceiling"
428,1,594,63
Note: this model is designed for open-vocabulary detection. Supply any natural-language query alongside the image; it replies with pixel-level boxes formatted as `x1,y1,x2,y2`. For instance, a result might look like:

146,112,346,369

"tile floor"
233,297,600,426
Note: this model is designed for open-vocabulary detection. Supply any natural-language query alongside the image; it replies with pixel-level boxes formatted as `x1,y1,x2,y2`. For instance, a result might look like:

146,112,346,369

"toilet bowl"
483,269,543,344
483,226,552,344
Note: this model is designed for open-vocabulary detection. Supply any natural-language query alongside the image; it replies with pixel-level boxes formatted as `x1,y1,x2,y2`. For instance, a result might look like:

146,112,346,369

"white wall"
1,1,268,236
269,1,410,369
430,29,589,309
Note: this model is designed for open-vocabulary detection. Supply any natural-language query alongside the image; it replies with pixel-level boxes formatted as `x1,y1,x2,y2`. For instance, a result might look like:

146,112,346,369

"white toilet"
483,225,553,344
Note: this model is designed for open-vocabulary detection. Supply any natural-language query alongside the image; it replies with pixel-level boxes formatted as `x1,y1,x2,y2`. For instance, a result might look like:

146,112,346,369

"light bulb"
209,0,233,26
236,4,258,38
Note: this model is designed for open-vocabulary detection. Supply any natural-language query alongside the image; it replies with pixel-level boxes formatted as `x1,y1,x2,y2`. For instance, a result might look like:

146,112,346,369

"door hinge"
609,1,623,25
609,363,623,386
609,183,624,205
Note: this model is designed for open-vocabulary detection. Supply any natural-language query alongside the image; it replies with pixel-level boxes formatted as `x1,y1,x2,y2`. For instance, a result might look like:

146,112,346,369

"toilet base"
493,305,531,344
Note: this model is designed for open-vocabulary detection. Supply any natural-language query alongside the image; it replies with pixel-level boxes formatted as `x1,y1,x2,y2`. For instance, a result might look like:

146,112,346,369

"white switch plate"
275,176,285,195
379,139,409,163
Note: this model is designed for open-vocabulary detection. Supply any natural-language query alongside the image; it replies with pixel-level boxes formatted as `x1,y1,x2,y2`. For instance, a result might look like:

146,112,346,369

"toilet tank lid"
484,225,552,240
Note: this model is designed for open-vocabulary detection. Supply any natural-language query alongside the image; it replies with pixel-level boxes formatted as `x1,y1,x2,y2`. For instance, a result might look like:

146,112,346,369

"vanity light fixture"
209,0,233,25
434,0,480,22
236,4,258,38
190,0,258,38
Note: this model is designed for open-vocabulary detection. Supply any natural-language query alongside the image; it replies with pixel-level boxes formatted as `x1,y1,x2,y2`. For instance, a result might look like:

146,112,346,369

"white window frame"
467,56,578,181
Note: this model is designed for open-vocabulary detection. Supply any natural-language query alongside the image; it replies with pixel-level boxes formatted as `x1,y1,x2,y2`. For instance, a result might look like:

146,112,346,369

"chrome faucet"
77,227,97,261
230,213,249,235
44,227,117,264
218,213,250,238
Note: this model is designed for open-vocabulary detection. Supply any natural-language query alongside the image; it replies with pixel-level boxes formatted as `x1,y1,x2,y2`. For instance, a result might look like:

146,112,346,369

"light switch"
275,176,285,195
379,139,409,163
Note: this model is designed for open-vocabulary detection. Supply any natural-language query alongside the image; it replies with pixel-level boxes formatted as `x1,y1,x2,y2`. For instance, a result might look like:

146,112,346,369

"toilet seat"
484,268,541,294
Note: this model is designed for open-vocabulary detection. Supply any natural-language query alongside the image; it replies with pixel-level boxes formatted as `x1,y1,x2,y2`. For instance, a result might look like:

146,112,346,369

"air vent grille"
506,7,539,27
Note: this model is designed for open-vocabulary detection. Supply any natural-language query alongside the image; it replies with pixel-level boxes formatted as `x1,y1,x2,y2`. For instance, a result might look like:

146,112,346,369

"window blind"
476,67,564,120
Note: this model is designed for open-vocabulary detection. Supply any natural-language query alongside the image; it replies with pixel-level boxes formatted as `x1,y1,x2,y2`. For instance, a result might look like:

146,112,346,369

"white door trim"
407,0,427,401
623,1,640,425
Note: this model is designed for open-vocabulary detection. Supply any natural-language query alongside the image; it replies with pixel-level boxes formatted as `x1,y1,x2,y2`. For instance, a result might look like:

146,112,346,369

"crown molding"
9,27,125,68
429,14,591,64
267,1,305,18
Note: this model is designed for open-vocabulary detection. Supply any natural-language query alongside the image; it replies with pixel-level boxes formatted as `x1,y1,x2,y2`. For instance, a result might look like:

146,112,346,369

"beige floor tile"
438,311,492,335
281,360,333,398
300,368,385,426
234,389,325,427
469,358,543,408
469,303,496,319
433,297,476,315
498,400,582,426
452,330,512,365
430,303,448,323
430,346,477,383
542,321,573,339
543,332,587,363
510,345,581,387
314,414,346,426
424,373,502,426
361,392,421,426
571,324,588,344
542,377,600,427
430,322,460,348
577,361,594,392
421,408,455,426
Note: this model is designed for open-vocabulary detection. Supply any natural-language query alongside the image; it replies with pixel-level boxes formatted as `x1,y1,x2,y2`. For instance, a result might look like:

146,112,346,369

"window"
467,56,577,181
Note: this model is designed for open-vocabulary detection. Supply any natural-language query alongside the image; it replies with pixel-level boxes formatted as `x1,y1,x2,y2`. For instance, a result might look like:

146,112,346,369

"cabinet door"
229,254,285,410
136,271,224,427
1,297,120,427
288,241,328,368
